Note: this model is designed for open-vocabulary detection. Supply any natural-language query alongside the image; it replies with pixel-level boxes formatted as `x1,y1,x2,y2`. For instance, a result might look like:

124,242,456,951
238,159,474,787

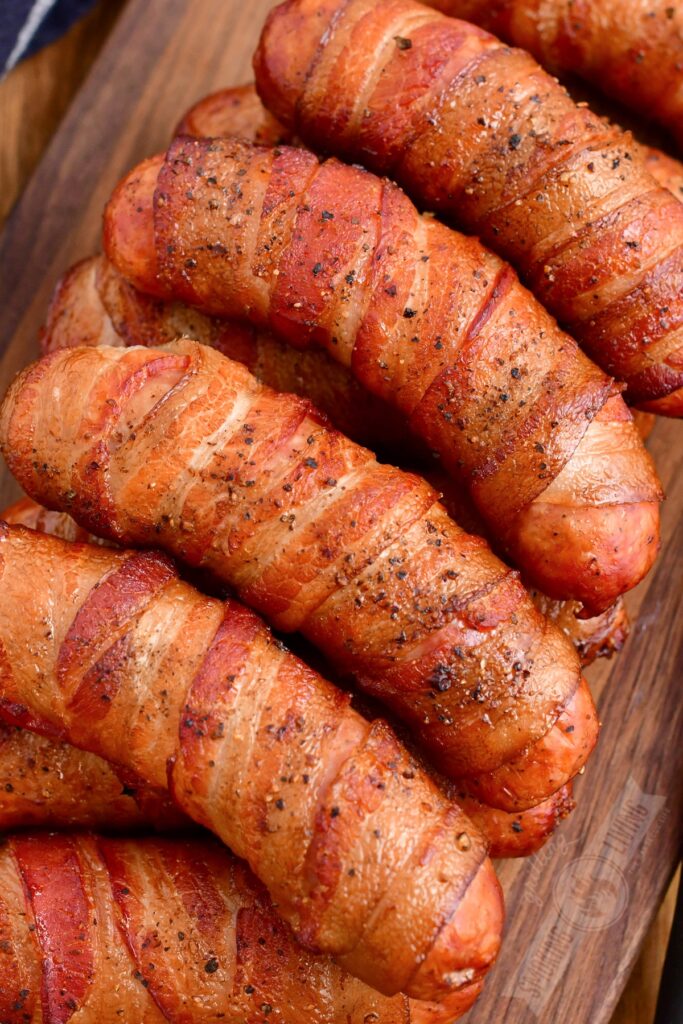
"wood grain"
614,869,680,1023
0,2,680,1022
0,0,127,225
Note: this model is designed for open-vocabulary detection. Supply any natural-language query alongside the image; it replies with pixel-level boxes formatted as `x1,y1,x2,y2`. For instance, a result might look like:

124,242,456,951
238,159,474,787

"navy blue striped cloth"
1,0,97,75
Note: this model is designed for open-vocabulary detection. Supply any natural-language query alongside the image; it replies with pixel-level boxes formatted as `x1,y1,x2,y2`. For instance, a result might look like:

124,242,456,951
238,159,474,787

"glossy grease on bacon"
103,138,661,614
0,522,503,1001
0,832,480,1023
0,340,598,808
255,0,683,413
40,255,630,668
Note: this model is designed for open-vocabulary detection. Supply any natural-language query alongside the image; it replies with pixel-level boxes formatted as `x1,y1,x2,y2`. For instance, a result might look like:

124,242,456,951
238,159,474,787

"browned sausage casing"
0,832,483,1023
0,340,598,810
102,139,661,614
254,0,683,414
0,522,505,1002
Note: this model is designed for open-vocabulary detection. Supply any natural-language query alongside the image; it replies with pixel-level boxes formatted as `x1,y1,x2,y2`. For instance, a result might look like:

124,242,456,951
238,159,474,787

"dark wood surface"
0,0,126,225
0,2,681,1021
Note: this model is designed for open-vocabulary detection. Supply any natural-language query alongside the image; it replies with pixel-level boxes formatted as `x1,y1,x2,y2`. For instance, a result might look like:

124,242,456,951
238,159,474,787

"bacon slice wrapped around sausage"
39,254,632,669
0,722,149,832
254,0,683,414
426,0,683,152
0,495,575,858
102,138,661,614
41,252,421,459
0,339,600,811
0,521,506,1001
1,831,487,1023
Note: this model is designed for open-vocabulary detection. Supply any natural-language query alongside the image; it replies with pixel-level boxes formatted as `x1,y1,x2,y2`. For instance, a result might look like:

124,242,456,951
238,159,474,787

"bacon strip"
254,0,683,414
0,522,503,1001
427,0,683,151
3,832,475,1023
13,836,95,1024
0,340,598,810
102,137,662,614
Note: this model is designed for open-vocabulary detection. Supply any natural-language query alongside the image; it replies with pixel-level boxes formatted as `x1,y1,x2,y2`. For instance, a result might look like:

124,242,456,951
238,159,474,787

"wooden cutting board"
0,1,681,1021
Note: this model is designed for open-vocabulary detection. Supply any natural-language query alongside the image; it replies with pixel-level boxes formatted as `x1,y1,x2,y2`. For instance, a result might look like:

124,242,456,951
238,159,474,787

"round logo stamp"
552,855,629,932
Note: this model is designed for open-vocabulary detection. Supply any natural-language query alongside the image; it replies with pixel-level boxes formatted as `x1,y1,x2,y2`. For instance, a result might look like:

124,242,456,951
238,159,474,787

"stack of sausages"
1,0,682,1018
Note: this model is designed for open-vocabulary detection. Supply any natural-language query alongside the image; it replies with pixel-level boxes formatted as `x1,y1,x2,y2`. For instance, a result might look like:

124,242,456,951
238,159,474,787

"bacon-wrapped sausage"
0,340,599,810
0,832,481,1023
0,715,574,858
102,139,661,614
427,0,683,151
0,495,575,858
178,81,683,206
0,521,505,1001
254,0,683,414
